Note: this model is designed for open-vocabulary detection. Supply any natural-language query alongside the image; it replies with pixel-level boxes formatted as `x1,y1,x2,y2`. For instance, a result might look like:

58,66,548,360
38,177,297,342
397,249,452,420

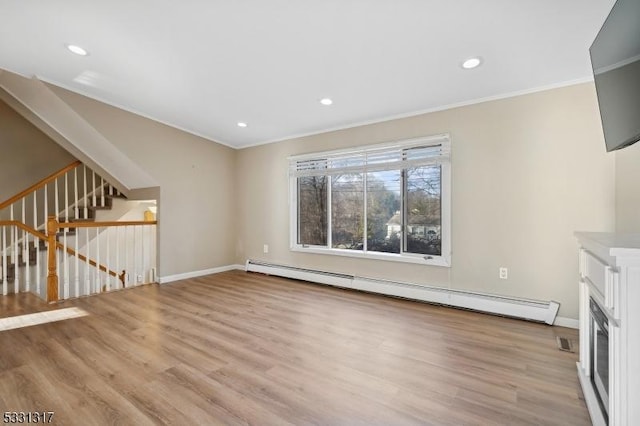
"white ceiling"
0,0,616,149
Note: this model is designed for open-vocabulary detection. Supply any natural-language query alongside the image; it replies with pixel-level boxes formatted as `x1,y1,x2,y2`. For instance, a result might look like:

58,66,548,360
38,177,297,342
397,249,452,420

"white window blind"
289,135,450,178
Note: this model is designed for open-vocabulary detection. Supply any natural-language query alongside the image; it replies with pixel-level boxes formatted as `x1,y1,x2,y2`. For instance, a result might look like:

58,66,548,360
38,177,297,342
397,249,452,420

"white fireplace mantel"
575,232,640,426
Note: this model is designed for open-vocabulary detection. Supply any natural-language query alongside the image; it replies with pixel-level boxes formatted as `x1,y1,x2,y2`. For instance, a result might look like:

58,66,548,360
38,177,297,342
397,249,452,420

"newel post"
46,216,59,303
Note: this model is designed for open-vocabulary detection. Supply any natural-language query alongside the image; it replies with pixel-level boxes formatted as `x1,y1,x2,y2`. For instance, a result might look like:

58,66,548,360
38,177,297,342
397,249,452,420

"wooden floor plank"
0,292,52,319
0,270,589,425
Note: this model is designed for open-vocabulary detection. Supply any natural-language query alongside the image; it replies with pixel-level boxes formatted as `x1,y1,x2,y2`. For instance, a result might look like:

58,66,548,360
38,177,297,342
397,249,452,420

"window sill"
290,245,451,267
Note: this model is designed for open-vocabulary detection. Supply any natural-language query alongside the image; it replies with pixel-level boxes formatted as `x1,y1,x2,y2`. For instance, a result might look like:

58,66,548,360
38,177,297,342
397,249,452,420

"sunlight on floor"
0,307,88,332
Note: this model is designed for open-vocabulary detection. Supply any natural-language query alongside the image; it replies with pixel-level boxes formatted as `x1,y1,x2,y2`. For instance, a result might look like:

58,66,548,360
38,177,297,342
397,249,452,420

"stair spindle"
2,226,7,296
95,227,100,293
21,198,26,255
115,226,120,288
32,191,37,231
8,211,12,292
106,227,111,291
74,230,80,298
22,198,30,292
65,172,69,222
13,226,19,294
84,228,90,296
35,238,41,297
92,170,96,208
32,191,39,296
141,225,146,284
44,184,48,229
56,234,61,299
54,177,59,221
63,228,69,299
83,165,88,219
124,226,128,288
132,226,137,286
101,177,105,207
74,167,79,220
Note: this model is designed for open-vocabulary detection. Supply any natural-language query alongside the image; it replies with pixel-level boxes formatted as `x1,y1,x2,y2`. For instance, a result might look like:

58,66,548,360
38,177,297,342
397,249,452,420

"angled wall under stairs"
0,69,158,195
0,98,75,202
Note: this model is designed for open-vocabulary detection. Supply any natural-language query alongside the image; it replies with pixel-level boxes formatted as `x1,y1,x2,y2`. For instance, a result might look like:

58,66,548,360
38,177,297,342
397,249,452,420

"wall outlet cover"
499,267,508,280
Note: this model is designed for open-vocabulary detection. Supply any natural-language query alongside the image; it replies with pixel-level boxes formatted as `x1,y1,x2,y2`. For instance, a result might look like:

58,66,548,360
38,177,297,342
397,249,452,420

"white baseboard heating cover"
245,260,560,325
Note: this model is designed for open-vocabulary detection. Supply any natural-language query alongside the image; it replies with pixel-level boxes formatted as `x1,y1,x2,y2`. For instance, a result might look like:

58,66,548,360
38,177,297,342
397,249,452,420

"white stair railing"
47,218,157,302
0,221,48,297
0,161,156,303
0,219,157,301
0,161,123,238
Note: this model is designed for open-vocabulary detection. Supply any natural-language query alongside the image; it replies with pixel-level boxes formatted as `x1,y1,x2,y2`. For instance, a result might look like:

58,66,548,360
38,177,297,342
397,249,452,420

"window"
289,134,451,266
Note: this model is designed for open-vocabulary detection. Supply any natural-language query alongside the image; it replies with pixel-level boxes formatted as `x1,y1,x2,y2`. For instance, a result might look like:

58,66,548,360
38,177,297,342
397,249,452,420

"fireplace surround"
575,232,640,426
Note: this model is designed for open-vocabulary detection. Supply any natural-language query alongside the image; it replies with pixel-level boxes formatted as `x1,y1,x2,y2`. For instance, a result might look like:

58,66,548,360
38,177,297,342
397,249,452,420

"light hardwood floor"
0,271,589,425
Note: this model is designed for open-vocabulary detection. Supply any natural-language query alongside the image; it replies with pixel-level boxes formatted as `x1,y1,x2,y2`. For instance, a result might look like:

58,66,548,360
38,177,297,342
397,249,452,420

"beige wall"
615,142,640,232
0,98,75,202
6,79,616,319
46,86,238,278
236,83,615,319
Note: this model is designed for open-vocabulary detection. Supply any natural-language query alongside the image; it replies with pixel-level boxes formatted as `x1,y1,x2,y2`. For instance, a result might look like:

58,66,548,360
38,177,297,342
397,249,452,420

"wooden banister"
56,244,122,281
0,220,48,241
0,160,81,211
66,220,158,228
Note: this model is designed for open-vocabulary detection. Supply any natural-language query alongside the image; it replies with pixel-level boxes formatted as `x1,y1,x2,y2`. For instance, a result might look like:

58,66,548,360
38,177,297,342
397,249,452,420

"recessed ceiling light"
320,98,333,106
237,122,248,128
66,44,89,56
462,57,482,69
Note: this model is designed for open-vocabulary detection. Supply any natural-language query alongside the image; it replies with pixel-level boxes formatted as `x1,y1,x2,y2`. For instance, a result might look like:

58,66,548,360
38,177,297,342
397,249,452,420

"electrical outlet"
263,244,269,254
137,274,143,283
499,267,508,280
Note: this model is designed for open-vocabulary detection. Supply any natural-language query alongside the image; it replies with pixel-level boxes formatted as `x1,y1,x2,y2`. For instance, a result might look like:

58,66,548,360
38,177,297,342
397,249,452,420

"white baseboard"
246,260,560,325
553,316,579,329
159,264,245,284
161,262,575,328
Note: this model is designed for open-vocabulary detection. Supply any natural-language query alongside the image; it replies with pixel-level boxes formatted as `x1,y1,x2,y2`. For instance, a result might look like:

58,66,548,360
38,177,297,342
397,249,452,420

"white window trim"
288,134,452,267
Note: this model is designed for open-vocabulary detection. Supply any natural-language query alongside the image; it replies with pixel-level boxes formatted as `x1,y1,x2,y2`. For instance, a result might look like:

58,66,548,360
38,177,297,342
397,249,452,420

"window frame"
289,134,451,267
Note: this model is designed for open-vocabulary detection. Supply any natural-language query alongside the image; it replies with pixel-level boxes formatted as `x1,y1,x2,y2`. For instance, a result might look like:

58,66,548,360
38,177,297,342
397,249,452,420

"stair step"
105,190,126,199
18,241,42,251
73,192,123,213
76,200,113,213
66,209,95,220
92,196,113,208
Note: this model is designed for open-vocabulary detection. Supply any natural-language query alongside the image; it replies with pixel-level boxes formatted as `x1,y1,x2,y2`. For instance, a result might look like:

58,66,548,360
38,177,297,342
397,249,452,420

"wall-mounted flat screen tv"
589,0,640,152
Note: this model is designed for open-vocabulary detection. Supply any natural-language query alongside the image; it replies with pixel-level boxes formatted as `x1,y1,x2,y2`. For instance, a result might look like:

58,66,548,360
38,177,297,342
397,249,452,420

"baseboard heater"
245,260,560,325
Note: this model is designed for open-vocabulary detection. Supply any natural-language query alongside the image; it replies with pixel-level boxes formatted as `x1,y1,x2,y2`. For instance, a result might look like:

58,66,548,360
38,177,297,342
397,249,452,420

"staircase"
0,160,157,302
1,186,125,285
